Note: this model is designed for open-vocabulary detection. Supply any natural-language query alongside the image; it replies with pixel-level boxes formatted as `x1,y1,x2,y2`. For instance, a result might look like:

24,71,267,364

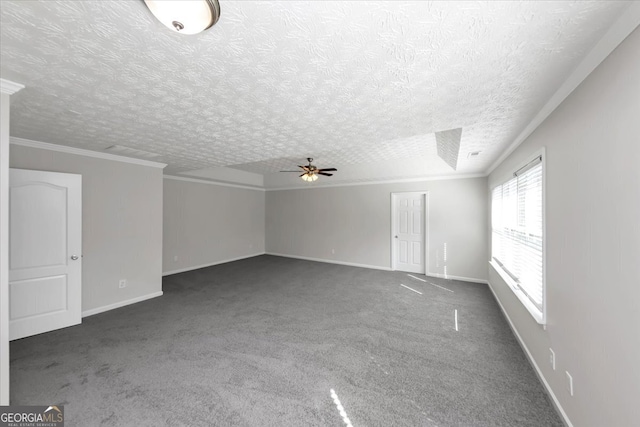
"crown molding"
265,173,487,191
0,79,24,95
10,137,167,169
163,175,265,191
166,172,487,192
486,2,640,176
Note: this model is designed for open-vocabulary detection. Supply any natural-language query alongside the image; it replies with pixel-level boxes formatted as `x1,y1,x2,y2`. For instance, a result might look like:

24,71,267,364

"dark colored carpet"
10,255,562,426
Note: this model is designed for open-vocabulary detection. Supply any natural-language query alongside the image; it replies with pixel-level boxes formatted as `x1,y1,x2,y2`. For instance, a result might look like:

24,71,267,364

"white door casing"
9,169,82,340
391,192,428,274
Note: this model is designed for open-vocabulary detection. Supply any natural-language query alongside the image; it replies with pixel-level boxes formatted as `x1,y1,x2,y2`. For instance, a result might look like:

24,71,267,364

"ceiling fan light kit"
144,0,221,35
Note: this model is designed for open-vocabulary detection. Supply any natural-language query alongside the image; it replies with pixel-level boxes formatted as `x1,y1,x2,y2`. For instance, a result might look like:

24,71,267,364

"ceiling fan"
280,158,337,182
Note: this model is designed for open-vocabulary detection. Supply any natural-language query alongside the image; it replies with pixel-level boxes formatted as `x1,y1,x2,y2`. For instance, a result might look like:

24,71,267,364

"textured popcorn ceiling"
0,1,630,184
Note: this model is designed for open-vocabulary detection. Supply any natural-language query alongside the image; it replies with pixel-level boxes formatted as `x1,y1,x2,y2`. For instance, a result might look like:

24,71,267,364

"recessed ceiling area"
0,1,632,188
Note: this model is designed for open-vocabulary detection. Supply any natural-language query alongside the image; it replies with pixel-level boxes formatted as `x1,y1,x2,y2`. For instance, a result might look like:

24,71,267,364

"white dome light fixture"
144,0,221,35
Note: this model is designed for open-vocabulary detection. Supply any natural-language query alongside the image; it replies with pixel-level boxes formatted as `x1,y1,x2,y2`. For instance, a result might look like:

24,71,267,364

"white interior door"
9,169,82,340
393,192,427,274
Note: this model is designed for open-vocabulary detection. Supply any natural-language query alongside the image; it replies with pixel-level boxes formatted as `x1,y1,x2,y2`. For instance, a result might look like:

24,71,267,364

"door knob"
71,255,79,260
395,235,398,238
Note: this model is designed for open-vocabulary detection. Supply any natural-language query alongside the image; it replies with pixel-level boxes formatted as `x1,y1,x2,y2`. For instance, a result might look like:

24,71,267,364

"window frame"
490,148,546,325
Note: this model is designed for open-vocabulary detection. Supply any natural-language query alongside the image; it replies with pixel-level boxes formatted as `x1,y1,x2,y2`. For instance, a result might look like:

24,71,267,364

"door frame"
390,191,429,273
1,79,25,405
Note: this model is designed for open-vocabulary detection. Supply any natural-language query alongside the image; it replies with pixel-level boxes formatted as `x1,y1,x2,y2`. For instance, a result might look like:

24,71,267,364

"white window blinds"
491,157,544,314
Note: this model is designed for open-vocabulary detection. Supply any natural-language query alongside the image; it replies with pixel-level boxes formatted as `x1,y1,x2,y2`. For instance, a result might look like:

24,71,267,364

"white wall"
162,177,265,275
487,28,640,426
10,143,164,315
266,178,488,282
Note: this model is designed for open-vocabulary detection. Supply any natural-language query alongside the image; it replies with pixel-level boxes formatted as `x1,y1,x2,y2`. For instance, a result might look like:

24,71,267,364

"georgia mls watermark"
0,405,64,427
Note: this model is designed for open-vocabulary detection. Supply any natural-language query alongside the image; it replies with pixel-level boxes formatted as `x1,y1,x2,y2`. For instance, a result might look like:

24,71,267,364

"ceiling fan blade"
318,168,337,172
298,165,309,170
318,172,333,176
299,173,306,177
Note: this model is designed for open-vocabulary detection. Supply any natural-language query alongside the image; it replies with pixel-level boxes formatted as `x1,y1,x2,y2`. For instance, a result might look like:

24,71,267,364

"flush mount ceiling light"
144,0,221,35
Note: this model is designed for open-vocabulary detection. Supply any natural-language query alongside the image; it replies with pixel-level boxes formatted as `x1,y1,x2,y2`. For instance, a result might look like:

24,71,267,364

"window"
491,154,544,323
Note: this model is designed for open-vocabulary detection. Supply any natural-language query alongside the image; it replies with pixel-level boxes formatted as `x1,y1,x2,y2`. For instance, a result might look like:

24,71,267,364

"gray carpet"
10,255,563,426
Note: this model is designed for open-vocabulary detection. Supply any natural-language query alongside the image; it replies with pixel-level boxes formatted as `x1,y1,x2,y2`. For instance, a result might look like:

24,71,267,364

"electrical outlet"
173,255,178,262
331,249,335,254
549,348,556,370
565,371,574,396
249,243,253,249
119,279,127,289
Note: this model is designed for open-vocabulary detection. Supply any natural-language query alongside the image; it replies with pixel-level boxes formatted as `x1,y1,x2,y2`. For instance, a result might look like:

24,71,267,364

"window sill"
489,260,545,325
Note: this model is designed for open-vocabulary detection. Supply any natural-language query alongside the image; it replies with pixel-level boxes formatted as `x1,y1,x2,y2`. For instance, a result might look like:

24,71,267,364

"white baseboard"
266,252,392,271
426,271,488,284
162,252,265,276
487,282,573,427
82,291,163,318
